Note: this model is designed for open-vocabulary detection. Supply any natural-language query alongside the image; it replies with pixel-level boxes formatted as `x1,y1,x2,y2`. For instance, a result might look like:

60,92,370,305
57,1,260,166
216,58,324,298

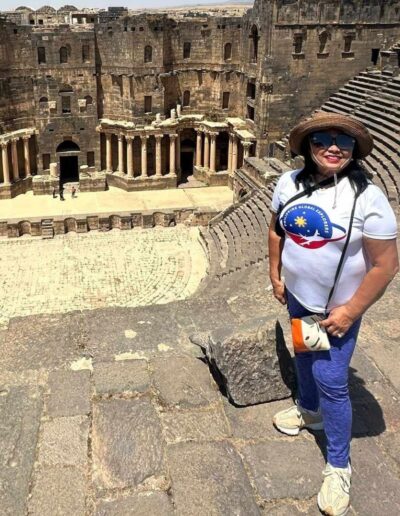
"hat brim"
289,113,374,159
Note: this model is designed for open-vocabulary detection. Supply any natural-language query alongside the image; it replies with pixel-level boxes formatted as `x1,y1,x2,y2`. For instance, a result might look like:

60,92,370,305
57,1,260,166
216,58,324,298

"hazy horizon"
2,0,252,11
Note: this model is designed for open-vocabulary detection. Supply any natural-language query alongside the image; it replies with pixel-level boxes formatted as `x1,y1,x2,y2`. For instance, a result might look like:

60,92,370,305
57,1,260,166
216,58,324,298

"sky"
2,0,250,10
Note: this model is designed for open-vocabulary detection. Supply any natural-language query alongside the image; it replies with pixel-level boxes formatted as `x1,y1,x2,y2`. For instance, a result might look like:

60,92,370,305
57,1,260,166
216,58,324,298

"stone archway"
56,140,80,185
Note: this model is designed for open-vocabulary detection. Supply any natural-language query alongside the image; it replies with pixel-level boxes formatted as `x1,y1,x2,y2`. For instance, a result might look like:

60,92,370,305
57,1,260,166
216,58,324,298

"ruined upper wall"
255,0,400,25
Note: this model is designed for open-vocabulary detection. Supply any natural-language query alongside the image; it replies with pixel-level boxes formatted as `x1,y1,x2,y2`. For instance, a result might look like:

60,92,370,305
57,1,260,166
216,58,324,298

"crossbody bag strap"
324,189,361,314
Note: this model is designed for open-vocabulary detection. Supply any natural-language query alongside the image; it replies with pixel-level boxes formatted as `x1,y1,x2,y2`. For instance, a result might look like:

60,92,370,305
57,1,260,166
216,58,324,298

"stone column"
227,134,233,173
141,135,148,178
106,133,112,172
204,133,210,169
118,134,124,174
169,134,176,176
209,132,217,173
243,141,252,159
126,137,134,177
1,142,10,184
23,136,31,177
11,139,19,181
155,135,162,177
196,130,202,167
176,132,181,176
232,135,238,172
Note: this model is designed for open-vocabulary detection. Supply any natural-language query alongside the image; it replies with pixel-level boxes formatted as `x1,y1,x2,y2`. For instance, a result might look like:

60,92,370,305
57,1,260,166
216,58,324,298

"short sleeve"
271,179,282,213
362,186,398,239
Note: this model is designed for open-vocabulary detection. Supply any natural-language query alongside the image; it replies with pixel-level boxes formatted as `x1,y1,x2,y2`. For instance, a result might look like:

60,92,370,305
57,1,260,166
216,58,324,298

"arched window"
224,42,232,61
183,90,190,107
84,95,93,106
319,31,328,54
183,41,191,59
250,25,258,63
144,45,152,63
82,44,90,62
60,46,68,63
39,96,48,104
37,46,46,64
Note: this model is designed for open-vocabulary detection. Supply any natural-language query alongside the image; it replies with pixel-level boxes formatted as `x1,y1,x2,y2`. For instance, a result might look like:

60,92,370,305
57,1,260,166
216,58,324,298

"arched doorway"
56,140,80,185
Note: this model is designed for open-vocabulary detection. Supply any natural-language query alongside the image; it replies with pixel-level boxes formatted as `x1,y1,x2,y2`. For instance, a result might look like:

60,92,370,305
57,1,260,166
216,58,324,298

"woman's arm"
268,213,286,305
321,237,399,336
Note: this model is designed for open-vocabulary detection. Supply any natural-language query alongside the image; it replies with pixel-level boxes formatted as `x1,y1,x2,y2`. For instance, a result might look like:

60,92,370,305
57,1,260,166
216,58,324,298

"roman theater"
0,0,400,514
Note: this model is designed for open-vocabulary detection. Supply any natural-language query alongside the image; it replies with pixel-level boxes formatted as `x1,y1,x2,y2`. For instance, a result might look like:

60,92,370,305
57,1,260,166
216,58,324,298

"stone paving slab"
28,466,87,516
93,360,150,395
241,440,325,501
151,355,220,409
38,416,89,467
222,397,293,440
95,492,174,516
161,407,230,443
0,386,42,516
92,397,165,489
46,370,91,417
351,437,400,515
167,441,260,515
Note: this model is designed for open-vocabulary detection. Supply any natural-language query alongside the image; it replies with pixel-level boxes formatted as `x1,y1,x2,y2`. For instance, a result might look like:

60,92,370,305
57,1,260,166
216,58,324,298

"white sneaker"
317,463,352,516
272,404,324,436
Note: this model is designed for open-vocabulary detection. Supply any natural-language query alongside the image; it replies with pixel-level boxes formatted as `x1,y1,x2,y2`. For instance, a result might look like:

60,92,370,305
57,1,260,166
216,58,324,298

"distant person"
59,187,65,201
52,187,57,198
71,186,77,198
269,112,398,516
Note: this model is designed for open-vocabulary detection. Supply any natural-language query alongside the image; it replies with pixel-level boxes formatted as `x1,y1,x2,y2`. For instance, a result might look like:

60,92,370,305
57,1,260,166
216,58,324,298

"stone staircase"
322,69,400,205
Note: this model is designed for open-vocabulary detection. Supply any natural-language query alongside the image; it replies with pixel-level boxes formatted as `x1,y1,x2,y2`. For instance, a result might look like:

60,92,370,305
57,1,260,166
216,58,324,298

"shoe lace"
324,468,351,495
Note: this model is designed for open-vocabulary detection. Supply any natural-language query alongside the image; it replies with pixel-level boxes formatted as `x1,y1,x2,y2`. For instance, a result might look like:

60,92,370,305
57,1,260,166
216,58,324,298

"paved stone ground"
0,226,207,327
0,236,399,515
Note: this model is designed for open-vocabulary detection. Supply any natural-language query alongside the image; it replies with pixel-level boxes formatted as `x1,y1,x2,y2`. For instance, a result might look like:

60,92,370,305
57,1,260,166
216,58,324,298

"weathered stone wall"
1,0,400,177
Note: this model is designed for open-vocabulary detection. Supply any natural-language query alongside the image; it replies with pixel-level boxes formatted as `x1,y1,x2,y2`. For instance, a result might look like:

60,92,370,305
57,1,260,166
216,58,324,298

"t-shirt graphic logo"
281,203,346,249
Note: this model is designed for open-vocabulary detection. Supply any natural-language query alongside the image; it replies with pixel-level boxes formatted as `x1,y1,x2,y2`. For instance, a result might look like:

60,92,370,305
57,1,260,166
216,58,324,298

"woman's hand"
319,305,355,337
272,279,286,305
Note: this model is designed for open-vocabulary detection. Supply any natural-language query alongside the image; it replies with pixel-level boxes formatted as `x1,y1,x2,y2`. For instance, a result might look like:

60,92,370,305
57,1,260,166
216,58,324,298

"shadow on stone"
190,317,296,407
312,366,386,463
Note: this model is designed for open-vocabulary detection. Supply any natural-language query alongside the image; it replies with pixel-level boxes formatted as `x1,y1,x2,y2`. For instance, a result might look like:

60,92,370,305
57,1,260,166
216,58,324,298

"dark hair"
295,138,371,195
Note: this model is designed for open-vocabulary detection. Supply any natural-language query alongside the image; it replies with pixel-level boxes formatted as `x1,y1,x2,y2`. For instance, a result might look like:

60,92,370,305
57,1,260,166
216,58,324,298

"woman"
268,112,398,516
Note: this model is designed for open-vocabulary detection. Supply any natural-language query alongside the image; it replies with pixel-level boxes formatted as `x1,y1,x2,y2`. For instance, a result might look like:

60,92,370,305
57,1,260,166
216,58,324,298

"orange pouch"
291,316,331,353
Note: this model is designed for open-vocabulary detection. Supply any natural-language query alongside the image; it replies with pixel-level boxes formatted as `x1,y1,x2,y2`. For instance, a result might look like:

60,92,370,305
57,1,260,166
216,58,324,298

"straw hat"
289,112,373,159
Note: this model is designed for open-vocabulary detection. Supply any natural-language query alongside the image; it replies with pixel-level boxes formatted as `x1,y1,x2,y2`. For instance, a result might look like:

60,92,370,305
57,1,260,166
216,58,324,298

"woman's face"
309,129,355,176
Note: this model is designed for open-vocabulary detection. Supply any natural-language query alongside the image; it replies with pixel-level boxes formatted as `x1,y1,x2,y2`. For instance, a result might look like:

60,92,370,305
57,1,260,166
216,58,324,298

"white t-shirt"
271,169,398,313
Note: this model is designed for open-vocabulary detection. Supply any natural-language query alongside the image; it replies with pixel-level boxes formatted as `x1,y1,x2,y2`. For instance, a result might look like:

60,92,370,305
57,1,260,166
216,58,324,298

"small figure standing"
71,186,77,198
52,187,57,198
59,187,65,201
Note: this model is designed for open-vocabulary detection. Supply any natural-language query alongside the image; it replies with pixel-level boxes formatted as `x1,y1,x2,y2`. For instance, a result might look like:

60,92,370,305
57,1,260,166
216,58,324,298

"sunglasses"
309,132,356,151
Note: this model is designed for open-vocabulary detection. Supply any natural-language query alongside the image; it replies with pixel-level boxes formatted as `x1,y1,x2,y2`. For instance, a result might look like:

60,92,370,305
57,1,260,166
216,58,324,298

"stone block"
190,317,294,406
46,370,91,417
142,213,154,228
93,360,150,395
92,397,164,489
166,441,260,515
0,386,42,515
151,355,219,409
95,492,174,516
161,408,230,443
28,466,86,516
38,415,89,466
241,441,324,500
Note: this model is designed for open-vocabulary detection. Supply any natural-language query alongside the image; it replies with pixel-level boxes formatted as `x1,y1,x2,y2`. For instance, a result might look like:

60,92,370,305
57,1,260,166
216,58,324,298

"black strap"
324,190,361,313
